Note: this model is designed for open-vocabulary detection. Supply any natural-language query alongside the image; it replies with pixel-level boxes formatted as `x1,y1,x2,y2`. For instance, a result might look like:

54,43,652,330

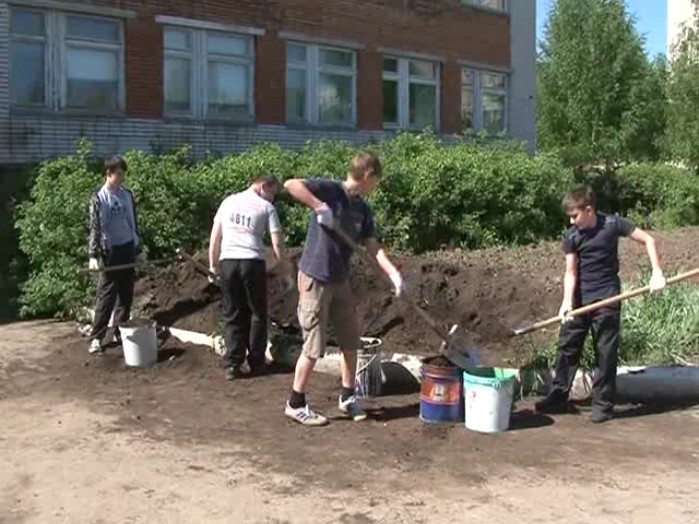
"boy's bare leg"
292,354,317,393
340,349,357,390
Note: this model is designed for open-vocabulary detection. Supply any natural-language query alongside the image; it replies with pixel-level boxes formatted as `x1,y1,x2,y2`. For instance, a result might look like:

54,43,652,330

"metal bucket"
419,356,464,424
355,338,383,398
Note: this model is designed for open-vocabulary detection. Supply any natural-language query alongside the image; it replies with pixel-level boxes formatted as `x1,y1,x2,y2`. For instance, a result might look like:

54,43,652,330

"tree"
666,0,699,172
537,0,665,168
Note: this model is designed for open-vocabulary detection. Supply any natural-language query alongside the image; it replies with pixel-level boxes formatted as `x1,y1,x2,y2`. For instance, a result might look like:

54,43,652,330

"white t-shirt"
214,188,282,261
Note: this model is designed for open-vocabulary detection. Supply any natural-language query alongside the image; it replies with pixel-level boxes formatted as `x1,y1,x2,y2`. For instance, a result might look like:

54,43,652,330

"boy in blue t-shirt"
283,153,404,427
536,186,666,423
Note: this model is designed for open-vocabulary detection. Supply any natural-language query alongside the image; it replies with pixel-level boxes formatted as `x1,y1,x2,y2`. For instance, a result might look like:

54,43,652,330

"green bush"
27,132,699,320
576,163,699,229
525,271,699,369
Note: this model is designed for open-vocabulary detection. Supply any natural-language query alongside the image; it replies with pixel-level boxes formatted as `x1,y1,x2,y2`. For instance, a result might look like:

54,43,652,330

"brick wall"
0,0,522,163
45,0,510,130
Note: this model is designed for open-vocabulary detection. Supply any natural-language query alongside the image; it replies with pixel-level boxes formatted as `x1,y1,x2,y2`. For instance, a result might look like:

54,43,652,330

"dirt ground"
134,227,699,366
1,320,698,523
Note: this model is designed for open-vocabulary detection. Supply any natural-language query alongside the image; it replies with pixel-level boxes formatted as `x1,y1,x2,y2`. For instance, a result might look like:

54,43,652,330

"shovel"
78,257,175,274
329,225,475,370
512,267,699,337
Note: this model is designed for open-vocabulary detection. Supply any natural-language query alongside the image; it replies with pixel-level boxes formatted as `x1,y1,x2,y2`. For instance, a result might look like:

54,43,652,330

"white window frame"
285,42,357,127
9,6,126,113
382,55,440,131
460,0,508,13
461,67,509,135
163,26,255,120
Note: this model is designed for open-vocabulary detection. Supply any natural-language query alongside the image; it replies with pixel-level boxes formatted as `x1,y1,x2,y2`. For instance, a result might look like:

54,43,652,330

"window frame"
9,6,126,114
382,55,441,131
284,41,357,127
163,26,255,121
460,0,508,14
460,67,509,135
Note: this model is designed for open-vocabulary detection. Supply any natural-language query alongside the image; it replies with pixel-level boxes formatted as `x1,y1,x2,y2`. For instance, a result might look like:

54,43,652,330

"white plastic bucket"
463,368,517,433
120,321,158,368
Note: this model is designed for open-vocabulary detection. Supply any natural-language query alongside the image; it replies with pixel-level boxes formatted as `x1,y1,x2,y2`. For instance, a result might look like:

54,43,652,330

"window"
461,68,508,134
382,56,439,129
10,8,124,112
481,72,507,134
461,0,507,12
164,27,254,119
285,43,356,125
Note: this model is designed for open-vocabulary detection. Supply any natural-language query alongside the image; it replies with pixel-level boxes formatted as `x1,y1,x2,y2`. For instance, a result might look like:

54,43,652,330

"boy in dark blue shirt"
536,186,666,423
283,153,404,426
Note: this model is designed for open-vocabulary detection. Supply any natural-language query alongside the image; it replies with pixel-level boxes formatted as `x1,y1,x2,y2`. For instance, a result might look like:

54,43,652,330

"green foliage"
0,165,33,320
15,133,573,317
537,0,666,166
525,272,699,369
666,2,699,171
575,163,699,229
13,132,697,320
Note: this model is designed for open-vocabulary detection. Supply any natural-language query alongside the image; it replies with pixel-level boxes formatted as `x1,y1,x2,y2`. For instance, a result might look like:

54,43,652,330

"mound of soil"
134,228,699,366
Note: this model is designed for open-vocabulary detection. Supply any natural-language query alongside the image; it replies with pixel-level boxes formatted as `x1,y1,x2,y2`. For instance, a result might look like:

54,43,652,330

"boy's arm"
366,237,403,296
88,192,103,269
283,179,334,226
208,219,222,277
560,253,578,320
629,228,666,291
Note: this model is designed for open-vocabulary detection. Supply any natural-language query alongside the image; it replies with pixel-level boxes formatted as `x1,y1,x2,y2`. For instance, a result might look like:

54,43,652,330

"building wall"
668,0,696,61
509,0,536,152
0,0,536,164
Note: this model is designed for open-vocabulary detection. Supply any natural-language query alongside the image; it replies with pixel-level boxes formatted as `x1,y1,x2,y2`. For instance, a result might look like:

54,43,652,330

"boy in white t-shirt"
208,175,291,380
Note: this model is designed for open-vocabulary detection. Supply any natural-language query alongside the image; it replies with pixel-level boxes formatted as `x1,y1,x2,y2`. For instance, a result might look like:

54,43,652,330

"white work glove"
389,272,404,297
315,203,335,229
208,265,219,285
558,300,573,324
135,251,146,266
649,270,666,292
89,257,102,271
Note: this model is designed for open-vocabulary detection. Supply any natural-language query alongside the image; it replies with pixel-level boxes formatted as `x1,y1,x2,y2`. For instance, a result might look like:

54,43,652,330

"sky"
536,0,668,57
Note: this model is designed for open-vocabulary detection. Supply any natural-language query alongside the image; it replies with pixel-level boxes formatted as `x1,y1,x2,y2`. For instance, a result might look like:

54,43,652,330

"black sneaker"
591,410,614,424
535,391,574,414
225,366,252,381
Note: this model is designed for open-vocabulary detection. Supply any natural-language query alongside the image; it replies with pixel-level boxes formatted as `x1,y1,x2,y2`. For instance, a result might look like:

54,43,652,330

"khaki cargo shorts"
297,271,361,359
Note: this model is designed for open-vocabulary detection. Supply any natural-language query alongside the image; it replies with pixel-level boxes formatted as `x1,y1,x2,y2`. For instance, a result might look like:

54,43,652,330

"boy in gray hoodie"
87,156,142,354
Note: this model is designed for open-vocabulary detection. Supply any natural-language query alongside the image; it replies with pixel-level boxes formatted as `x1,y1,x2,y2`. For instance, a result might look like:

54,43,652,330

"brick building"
0,0,536,164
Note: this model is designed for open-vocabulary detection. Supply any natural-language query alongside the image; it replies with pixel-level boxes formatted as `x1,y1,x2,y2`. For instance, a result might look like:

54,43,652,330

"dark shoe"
535,391,574,414
226,366,242,381
591,410,614,424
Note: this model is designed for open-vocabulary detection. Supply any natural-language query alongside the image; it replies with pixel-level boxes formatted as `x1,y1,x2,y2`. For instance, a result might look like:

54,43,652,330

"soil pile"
134,228,699,366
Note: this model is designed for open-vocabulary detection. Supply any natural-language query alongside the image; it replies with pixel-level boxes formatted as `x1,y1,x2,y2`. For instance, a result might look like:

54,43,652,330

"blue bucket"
419,357,464,424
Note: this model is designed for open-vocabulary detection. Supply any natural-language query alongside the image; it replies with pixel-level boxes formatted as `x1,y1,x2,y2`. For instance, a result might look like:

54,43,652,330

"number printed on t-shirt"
234,213,252,228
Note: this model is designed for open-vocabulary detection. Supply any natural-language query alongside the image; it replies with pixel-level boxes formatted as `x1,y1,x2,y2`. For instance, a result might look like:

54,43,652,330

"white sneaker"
88,339,103,354
338,395,368,422
284,402,328,427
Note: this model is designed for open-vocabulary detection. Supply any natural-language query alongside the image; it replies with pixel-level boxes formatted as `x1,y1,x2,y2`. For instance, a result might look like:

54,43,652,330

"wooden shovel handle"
514,267,699,336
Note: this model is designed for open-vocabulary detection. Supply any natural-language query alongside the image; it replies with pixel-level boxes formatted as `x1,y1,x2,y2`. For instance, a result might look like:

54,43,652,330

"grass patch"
523,271,699,369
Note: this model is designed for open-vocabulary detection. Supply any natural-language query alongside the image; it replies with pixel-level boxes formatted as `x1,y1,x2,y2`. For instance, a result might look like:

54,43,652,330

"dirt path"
2,321,699,523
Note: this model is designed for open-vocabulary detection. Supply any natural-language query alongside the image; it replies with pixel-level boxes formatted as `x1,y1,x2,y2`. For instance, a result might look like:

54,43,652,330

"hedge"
14,132,697,318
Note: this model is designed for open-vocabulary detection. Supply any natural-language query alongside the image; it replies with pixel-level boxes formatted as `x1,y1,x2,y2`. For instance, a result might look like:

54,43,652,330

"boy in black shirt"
536,186,666,423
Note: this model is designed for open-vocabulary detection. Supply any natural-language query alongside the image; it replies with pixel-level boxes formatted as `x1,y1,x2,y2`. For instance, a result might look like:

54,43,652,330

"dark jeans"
219,259,268,370
89,242,136,341
552,306,621,414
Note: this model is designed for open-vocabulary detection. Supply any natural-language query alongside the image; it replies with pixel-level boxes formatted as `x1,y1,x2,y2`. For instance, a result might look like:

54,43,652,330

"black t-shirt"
297,179,377,283
562,213,636,305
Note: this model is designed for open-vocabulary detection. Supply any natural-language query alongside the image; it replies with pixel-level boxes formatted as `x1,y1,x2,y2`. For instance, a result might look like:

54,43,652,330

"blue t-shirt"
298,179,376,283
562,213,636,305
